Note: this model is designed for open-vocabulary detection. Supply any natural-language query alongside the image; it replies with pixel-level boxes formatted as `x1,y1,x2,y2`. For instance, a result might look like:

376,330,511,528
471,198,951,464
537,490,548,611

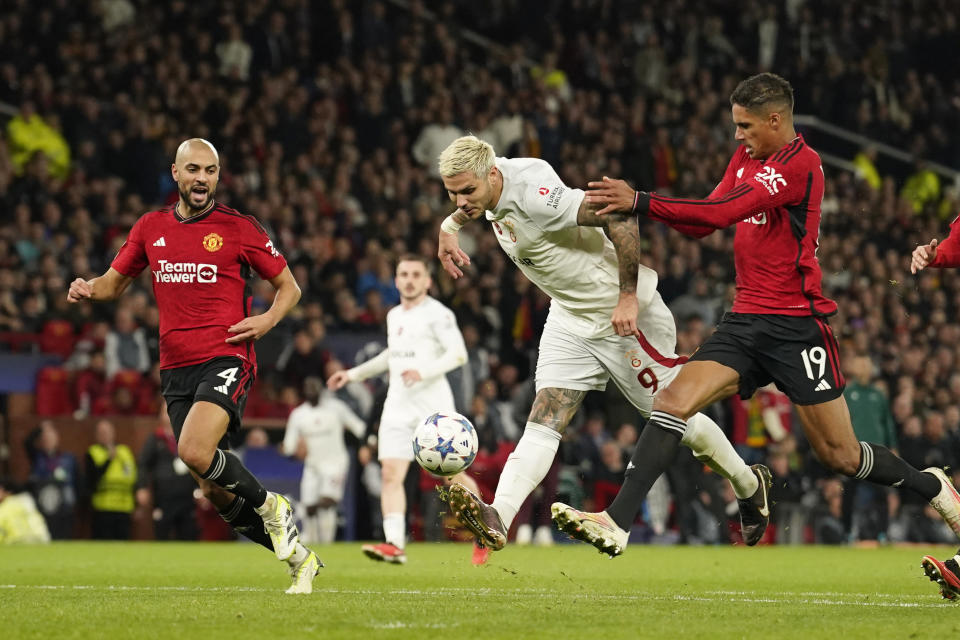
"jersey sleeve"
239,218,287,280
929,214,960,268
332,398,367,440
110,217,149,278
417,307,468,380
707,147,745,199
281,408,304,456
644,153,815,231
519,163,585,233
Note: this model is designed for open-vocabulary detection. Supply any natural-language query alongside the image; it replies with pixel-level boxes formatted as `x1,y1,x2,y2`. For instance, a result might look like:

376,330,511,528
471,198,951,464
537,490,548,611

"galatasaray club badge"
202,232,223,252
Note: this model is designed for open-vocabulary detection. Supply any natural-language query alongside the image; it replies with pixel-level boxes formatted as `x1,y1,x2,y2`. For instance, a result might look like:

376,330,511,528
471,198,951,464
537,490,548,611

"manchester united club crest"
202,232,223,252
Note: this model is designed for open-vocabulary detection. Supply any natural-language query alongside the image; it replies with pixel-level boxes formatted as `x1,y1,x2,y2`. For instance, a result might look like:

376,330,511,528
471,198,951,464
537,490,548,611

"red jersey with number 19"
111,203,287,370
641,134,836,316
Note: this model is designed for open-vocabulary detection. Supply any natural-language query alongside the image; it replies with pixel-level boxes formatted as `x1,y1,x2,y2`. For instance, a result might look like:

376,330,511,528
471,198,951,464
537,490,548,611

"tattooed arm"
577,199,643,337
528,388,588,433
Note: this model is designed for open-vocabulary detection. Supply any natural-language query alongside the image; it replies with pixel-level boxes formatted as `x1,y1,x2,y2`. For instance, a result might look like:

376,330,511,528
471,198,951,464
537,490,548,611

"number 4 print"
800,347,827,380
214,367,239,395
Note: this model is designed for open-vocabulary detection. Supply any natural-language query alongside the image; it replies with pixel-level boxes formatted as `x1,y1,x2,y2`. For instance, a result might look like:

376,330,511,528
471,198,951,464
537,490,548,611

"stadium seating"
38,320,76,359
34,366,74,416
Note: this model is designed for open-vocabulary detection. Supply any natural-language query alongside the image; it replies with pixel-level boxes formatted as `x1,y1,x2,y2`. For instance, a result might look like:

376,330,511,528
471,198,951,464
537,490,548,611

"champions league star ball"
413,412,478,477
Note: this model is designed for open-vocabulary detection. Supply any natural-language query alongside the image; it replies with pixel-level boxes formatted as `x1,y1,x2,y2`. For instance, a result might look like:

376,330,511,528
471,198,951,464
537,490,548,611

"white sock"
491,422,561,530
953,553,960,565
287,542,308,566
317,508,337,544
301,513,318,544
382,512,405,549
681,412,758,499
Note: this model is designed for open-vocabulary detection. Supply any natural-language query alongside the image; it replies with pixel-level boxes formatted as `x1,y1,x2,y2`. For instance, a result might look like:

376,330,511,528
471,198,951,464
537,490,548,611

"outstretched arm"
67,268,135,303
586,162,805,232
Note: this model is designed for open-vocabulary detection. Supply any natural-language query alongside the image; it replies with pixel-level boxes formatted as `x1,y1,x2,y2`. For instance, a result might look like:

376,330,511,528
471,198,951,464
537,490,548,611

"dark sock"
605,411,685,529
854,441,940,501
217,495,273,551
200,449,268,507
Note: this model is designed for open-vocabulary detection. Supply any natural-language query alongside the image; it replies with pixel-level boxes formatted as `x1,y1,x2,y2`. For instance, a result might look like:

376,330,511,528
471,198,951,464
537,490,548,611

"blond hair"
437,135,496,178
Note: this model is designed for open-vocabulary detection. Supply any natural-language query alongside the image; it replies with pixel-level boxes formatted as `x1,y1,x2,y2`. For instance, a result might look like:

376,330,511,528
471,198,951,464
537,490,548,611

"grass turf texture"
1,542,958,639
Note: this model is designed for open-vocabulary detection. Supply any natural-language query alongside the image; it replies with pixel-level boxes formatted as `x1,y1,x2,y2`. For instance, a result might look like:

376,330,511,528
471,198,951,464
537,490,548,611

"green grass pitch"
1,542,958,639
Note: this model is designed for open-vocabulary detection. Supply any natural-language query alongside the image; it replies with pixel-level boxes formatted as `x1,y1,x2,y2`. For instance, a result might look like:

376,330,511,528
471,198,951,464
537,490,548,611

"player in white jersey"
435,135,772,555
327,254,489,565
283,377,366,543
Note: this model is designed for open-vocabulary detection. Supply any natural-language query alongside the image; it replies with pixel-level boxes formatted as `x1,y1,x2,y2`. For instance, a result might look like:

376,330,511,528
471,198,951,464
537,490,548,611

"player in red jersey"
550,74,960,569
910,233,960,599
67,139,321,594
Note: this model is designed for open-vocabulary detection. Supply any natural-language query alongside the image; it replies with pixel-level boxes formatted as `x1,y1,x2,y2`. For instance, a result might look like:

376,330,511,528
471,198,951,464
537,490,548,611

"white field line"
0,584,952,608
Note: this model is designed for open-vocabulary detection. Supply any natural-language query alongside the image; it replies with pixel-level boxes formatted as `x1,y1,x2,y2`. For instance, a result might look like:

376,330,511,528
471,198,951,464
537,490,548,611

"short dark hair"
396,253,429,269
730,73,794,114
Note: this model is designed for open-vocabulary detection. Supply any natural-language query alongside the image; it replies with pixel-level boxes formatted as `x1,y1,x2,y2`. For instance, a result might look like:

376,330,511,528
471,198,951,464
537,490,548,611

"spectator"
842,355,897,541
104,307,150,378
6,101,71,178
74,351,110,418
275,329,330,390
25,421,79,539
86,419,137,540
217,22,253,81
136,405,198,541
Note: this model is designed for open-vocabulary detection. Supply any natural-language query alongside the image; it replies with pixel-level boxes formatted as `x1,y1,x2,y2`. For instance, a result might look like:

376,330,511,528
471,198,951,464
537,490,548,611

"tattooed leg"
476,388,587,532
528,387,588,433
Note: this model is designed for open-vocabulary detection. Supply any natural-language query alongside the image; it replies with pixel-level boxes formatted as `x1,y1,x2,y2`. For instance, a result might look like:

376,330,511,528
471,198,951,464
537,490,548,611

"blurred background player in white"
283,376,366,544
327,255,488,565
436,136,770,555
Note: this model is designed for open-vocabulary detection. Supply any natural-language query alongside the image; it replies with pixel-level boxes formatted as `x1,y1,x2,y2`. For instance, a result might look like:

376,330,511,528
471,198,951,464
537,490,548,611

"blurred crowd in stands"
1,0,960,546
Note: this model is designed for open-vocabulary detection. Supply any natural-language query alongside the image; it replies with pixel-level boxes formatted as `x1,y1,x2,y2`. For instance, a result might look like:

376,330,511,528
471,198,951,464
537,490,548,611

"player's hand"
326,370,350,390
438,221,471,279
294,437,308,461
910,238,938,274
401,369,422,386
585,176,638,216
225,314,275,343
357,445,372,466
611,292,641,338
67,277,93,303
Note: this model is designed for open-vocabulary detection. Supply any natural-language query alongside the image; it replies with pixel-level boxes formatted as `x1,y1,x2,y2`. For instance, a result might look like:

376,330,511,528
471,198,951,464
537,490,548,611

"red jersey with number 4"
111,203,287,370
645,134,836,316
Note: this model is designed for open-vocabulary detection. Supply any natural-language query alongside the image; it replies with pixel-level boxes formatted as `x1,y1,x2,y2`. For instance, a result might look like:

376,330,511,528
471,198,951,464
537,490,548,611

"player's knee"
177,440,213,474
651,386,691,420
381,465,403,487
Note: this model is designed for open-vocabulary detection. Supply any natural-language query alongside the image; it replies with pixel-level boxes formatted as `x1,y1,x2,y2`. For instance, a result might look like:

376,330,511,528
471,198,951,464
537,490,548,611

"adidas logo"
626,461,636,470
214,384,229,394
153,237,166,247
815,379,832,391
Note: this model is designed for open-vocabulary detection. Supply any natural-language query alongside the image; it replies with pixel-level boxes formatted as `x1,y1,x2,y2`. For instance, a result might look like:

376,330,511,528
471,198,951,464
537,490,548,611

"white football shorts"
377,389,456,461
300,461,349,504
535,291,685,417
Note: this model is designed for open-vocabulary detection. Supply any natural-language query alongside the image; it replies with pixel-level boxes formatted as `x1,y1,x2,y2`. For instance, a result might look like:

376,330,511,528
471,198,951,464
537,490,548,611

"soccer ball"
412,412,478,477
